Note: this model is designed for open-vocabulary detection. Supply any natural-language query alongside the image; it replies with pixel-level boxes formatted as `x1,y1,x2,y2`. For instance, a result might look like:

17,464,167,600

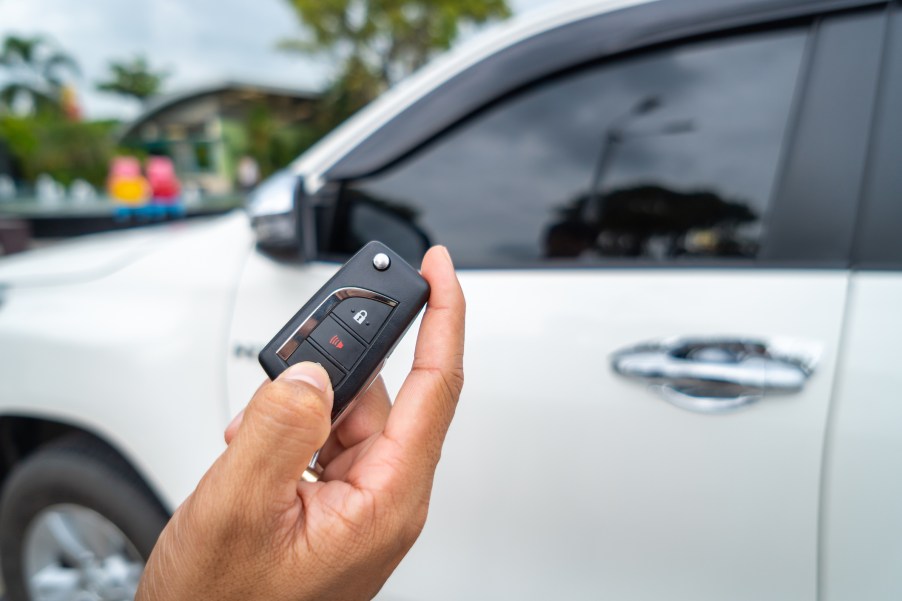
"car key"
258,241,430,482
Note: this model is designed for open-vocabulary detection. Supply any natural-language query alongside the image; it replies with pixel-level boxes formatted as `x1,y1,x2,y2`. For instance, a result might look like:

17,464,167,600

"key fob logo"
353,310,368,325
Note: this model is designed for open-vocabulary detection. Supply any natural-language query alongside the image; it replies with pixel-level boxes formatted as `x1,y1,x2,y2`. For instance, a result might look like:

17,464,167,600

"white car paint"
0,213,253,506
822,274,902,600
225,250,847,600
0,227,169,286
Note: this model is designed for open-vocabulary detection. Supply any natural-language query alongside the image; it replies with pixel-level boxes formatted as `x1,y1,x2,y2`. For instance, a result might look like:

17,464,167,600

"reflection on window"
340,28,807,266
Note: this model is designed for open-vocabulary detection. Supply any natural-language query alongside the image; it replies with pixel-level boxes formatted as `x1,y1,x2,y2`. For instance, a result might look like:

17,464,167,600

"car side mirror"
246,168,301,253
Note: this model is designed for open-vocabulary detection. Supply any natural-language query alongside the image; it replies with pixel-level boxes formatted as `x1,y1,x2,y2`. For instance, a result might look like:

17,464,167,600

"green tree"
0,34,79,115
0,115,117,185
96,55,169,103
280,0,510,129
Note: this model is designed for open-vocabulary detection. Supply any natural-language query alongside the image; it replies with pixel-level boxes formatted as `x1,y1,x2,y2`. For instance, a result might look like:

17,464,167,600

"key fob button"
334,297,394,343
287,341,345,387
309,316,366,369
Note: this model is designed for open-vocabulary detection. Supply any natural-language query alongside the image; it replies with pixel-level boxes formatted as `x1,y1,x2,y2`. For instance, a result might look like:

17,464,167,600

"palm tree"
96,55,169,104
0,34,80,115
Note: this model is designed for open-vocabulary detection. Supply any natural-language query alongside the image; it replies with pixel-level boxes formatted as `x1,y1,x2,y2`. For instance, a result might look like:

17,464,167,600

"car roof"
293,0,886,190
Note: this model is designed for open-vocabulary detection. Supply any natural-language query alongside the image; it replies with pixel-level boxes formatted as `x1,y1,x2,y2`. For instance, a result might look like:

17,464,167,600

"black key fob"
258,241,429,458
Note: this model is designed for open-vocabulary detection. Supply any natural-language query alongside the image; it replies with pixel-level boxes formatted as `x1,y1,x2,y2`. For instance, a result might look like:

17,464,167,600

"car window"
333,27,808,267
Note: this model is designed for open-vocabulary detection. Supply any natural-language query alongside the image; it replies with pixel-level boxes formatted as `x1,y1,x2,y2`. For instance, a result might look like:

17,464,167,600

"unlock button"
334,297,394,343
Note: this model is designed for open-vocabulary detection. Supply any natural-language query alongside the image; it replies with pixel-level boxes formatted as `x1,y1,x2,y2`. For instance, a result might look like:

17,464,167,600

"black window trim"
848,1,902,271
762,7,887,268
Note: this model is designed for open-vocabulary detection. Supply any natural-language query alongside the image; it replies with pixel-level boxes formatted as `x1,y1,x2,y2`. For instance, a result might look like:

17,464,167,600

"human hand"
136,246,465,601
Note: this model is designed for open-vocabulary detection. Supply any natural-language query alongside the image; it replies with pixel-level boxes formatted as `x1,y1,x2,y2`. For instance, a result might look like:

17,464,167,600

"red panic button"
309,317,365,369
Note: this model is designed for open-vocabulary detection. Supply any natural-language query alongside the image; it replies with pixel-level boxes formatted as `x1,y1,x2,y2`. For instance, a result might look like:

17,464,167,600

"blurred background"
0,0,543,252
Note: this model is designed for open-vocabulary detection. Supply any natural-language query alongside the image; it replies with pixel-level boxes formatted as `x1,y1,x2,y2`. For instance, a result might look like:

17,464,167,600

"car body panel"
0,226,177,287
0,212,253,508
822,273,902,600
234,3,891,599
226,254,849,600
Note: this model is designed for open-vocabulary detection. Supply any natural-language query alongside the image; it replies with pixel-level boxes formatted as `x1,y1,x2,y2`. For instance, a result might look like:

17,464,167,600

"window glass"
337,28,807,266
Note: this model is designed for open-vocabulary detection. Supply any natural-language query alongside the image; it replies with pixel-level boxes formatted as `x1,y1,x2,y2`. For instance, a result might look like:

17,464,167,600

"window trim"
848,2,902,271
761,8,887,268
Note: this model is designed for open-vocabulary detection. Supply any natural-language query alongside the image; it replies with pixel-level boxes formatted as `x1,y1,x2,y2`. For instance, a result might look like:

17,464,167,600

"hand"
136,246,465,601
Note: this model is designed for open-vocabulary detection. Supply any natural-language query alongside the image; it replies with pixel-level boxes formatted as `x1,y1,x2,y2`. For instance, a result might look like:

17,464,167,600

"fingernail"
280,361,330,392
438,245,454,266
227,408,245,431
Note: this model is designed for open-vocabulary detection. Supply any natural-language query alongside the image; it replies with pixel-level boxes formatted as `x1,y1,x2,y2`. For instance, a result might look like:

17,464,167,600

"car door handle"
610,337,821,414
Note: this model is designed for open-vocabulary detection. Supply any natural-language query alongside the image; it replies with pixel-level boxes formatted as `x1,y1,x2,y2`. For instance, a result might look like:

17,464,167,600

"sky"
0,0,552,120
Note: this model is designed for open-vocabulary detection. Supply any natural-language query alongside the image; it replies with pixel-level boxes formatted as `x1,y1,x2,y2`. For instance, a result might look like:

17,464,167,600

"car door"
225,6,885,601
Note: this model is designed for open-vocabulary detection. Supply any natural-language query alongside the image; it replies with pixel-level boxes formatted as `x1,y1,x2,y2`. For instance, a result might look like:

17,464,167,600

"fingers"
225,362,333,498
375,245,465,485
318,376,392,466
335,377,392,450
223,245,464,501
224,409,244,445
224,380,267,445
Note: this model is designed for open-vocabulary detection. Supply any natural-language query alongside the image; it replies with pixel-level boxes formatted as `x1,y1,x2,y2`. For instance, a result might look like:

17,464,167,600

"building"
119,81,319,196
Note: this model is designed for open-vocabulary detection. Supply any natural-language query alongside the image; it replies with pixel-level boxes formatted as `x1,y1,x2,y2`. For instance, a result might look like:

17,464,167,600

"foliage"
96,55,169,102
280,0,510,129
0,115,117,186
222,104,320,181
0,34,80,115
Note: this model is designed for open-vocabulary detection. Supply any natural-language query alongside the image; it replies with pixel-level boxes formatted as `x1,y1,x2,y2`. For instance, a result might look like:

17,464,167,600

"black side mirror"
294,177,318,263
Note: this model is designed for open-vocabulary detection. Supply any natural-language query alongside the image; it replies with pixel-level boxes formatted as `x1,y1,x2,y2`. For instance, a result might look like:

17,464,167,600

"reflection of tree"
545,184,758,259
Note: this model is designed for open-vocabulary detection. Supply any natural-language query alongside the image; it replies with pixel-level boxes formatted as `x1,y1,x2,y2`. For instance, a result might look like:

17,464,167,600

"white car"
1,0,901,599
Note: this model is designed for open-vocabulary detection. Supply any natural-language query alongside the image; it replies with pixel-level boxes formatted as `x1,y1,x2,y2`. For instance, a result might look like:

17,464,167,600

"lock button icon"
336,299,391,342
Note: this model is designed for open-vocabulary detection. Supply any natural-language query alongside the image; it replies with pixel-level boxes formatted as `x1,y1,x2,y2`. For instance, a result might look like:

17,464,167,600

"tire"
0,435,170,601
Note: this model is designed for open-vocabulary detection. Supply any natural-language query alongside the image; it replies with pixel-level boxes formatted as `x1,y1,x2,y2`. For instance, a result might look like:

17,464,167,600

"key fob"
258,241,430,431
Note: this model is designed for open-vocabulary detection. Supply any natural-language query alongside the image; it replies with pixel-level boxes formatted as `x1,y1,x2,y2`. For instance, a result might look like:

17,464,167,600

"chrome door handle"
610,337,821,414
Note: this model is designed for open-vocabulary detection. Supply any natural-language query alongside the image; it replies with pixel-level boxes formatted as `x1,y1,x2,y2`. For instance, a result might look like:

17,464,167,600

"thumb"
227,362,334,497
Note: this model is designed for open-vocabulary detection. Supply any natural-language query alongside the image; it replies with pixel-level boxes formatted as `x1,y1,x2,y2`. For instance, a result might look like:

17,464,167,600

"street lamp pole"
585,95,661,222
585,97,694,225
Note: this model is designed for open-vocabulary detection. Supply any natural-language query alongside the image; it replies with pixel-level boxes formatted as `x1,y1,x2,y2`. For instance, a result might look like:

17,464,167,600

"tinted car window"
335,28,807,267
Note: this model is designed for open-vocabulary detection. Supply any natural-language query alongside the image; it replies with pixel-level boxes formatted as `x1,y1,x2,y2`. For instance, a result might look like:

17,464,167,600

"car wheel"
0,435,169,601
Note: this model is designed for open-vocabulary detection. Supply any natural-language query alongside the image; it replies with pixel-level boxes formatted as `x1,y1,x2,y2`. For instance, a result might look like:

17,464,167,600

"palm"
292,381,413,565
